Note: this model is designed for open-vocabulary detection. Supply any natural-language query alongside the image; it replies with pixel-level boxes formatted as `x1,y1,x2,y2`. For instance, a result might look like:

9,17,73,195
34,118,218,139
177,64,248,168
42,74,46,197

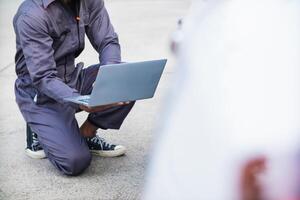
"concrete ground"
0,0,191,199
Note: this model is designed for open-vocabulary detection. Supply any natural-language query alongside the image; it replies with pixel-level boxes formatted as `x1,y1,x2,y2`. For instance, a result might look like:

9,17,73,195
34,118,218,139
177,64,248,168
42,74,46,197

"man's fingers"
117,101,130,106
80,105,91,110
80,101,131,113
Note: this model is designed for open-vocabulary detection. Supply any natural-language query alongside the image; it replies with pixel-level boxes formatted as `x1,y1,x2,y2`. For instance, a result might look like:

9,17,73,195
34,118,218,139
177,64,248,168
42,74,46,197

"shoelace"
90,135,113,150
31,133,43,150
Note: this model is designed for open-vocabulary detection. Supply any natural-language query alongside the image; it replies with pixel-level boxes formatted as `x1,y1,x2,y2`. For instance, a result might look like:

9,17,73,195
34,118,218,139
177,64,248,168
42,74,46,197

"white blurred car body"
144,0,300,199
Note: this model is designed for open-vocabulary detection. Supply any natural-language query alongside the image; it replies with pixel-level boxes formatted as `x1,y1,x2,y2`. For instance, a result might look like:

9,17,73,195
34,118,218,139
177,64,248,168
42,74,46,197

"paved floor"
0,0,190,199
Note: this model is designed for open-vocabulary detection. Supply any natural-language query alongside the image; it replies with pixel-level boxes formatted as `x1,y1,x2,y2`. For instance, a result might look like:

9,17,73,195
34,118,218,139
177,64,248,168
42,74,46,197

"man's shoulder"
14,0,47,25
84,0,105,12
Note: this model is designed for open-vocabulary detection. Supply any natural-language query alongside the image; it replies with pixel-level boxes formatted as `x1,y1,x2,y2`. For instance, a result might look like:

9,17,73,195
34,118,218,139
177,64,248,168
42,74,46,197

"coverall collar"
42,0,56,8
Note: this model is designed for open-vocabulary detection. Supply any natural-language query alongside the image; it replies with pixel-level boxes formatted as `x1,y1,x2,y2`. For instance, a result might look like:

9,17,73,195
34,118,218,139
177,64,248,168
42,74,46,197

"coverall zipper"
76,0,81,54
64,56,67,82
64,1,80,83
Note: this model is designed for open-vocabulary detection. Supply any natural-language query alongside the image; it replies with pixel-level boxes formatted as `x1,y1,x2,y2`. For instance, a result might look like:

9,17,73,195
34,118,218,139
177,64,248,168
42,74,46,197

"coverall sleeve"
17,14,80,107
85,0,121,65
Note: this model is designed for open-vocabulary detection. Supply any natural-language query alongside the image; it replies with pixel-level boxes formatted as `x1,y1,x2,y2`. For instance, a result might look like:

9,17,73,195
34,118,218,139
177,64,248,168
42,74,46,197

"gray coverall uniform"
13,0,135,175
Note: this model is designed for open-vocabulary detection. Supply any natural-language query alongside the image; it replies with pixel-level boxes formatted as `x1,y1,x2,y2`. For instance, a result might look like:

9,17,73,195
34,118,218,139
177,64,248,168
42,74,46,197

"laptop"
64,59,167,107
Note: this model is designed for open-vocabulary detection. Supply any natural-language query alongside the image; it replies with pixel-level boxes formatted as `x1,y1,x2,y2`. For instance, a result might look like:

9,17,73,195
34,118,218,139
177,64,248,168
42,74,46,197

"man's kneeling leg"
28,111,92,176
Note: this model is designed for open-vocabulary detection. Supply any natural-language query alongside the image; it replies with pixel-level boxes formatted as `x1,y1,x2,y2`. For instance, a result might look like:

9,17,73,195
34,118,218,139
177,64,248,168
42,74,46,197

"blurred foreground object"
144,0,300,199
170,19,184,55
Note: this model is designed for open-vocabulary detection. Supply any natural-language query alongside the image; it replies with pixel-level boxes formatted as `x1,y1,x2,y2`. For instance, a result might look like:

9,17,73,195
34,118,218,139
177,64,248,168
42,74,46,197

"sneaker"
25,125,46,159
86,135,126,157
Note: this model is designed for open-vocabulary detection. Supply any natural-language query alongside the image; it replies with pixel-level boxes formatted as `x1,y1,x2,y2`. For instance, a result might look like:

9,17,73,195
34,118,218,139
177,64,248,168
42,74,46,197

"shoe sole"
25,148,47,159
90,146,126,157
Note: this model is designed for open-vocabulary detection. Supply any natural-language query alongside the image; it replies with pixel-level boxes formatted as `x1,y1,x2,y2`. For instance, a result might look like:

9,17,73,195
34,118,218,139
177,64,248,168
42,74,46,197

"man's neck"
60,0,80,17
60,0,72,5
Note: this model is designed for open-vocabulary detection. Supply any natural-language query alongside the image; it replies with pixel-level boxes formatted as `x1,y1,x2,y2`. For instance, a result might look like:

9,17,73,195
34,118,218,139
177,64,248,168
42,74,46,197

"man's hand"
79,102,130,113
